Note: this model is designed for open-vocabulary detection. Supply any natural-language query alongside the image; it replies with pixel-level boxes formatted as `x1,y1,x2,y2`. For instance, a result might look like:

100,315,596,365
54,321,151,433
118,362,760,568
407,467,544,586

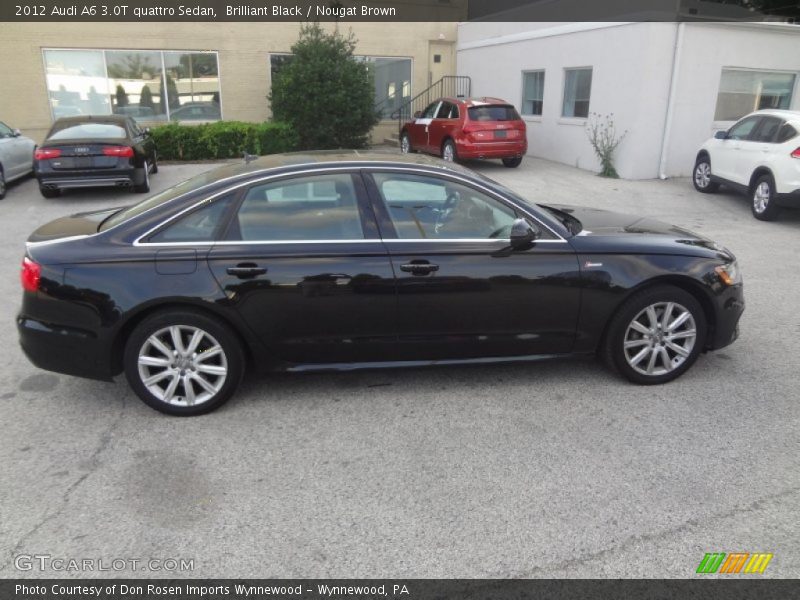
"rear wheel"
603,285,707,385
502,157,522,168
151,152,158,174
693,157,719,193
751,174,780,221
39,185,61,198
133,160,150,193
442,139,457,162
0,167,6,200
123,309,245,416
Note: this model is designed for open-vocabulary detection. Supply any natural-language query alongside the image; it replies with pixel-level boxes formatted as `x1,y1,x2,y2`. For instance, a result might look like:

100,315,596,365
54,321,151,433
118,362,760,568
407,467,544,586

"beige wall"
0,21,458,144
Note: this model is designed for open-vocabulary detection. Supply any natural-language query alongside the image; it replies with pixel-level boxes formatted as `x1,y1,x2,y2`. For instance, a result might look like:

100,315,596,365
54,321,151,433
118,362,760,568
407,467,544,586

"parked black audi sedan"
34,114,157,198
18,152,744,415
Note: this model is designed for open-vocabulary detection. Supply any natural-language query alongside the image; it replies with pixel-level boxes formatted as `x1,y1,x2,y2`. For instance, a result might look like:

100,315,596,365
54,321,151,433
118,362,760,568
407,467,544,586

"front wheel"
151,152,158,174
0,168,6,200
502,157,522,168
751,174,780,221
123,309,245,416
693,157,719,193
603,285,707,385
441,139,457,162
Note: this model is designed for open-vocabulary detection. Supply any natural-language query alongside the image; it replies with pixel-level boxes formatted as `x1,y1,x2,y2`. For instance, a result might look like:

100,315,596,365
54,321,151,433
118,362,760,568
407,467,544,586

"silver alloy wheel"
0,170,5,196
623,301,697,377
442,142,454,162
137,325,228,407
400,134,410,154
753,181,770,214
694,162,711,188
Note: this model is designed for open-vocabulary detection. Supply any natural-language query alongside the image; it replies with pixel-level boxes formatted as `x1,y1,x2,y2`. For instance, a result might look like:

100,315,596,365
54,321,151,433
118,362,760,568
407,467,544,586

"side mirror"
12,129,21,137
714,130,728,140
510,218,539,250
413,110,422,118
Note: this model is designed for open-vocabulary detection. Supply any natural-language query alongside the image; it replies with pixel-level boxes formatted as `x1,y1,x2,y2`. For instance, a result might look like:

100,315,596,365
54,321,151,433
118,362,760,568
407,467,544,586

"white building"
457,21,800,179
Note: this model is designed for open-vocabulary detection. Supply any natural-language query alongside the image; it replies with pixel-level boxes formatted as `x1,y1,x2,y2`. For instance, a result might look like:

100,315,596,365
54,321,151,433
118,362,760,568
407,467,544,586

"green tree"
115,84,129,108
140,84,154,109
269,23,379,149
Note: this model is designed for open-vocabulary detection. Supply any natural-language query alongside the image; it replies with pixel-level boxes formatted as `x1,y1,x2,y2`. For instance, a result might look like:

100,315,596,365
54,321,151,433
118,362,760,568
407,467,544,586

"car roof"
51,114,131,126
438,97,512,107
750,109,800,121
204,149,481,181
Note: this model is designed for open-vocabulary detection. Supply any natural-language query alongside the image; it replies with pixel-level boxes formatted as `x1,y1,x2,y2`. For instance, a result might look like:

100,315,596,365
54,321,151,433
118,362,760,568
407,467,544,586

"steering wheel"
435,191,461,235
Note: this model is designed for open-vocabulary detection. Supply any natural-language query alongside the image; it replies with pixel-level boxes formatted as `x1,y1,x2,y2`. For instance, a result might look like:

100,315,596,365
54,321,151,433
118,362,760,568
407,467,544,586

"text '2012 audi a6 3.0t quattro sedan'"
18,152,745,415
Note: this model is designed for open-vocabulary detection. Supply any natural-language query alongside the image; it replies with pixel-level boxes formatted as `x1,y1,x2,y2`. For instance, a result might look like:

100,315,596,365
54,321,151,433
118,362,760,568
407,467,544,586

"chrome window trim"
131,164,567,247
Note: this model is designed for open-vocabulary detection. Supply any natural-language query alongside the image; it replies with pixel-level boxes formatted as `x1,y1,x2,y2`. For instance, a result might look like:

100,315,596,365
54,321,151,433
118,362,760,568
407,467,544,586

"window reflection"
44,49,222,123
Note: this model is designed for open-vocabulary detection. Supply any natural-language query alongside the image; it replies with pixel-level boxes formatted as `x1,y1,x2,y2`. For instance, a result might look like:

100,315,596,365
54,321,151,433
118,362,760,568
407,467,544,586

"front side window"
522,71,545,116
0,122,13,137
230,174,364,241
714,69,796,121
562,68,592,118
421,101,440,119
372,172,518,240
727,116,760,140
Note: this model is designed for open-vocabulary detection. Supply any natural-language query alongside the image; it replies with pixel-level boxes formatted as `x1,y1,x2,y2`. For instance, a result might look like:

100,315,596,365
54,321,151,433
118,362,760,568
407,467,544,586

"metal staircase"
383,76,471,145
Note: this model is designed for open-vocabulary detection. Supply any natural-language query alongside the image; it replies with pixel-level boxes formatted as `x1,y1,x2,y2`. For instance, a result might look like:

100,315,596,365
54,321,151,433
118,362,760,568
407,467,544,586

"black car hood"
27,207,122,243
544,204,733,260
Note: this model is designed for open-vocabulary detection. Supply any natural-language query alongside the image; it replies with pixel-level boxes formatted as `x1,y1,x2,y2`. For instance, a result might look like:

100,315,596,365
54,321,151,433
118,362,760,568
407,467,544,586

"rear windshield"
467,105,520,122
48,123,127,141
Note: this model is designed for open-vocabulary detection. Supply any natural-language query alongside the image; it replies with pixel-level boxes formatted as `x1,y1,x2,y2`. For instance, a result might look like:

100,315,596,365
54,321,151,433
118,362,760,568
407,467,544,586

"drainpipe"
658,22,685,180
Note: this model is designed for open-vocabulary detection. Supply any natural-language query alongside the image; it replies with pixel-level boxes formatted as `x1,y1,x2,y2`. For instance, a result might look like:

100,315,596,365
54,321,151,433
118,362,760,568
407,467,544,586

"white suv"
693,109,800,221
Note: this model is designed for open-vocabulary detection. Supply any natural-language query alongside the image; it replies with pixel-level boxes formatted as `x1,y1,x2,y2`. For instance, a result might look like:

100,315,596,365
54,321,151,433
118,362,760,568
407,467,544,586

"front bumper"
17,315,114,381
708,283,745,351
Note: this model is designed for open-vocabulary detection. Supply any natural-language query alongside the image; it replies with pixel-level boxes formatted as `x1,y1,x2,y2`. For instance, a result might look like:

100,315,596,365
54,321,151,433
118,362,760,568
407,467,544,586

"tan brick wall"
0,21,458,144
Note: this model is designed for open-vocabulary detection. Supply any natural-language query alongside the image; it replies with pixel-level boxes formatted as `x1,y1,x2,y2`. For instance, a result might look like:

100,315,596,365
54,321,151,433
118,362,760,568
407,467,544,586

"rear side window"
468,105,520,122
752,117,782,142
777,123,798,144
48,123,127,140
228,173,365,241
149,194,237,243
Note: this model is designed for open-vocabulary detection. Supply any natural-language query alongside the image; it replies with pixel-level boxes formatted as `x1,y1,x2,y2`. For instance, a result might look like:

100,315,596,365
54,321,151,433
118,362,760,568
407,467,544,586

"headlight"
715,261,742,286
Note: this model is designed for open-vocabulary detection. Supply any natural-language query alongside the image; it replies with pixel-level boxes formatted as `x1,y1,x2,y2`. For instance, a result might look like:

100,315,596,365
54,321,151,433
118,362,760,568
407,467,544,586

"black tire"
692,156,719,193
441,139,457,163
123,309,245,416
751,173,780,221
133,160,150,193
502,157,523,168
0,167,6,200
39,185,61,198
400,131,414,154
603,285,707,385
150,152,158,174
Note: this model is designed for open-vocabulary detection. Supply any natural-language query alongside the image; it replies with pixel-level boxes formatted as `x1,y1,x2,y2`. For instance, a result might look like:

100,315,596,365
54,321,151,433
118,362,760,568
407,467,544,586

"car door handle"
226,263,267,278
400,261,439,275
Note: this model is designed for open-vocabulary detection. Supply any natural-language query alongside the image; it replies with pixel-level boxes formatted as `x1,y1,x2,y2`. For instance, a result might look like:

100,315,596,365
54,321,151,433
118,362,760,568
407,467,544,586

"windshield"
48,123,127,140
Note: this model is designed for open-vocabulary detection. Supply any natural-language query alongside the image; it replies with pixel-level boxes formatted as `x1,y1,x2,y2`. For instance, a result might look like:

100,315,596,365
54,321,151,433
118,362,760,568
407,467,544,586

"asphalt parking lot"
1,156,798,578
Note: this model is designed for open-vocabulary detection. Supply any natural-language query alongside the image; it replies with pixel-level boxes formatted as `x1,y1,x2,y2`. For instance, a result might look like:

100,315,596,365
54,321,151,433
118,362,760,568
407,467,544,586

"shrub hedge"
150,121,299,161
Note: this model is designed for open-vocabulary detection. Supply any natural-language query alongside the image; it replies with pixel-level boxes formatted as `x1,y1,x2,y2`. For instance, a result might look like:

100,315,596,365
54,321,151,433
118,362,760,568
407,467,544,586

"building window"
43,49,221,122
270,53,412,119
714,69,796,121
562,68,592,118
522,71,544,116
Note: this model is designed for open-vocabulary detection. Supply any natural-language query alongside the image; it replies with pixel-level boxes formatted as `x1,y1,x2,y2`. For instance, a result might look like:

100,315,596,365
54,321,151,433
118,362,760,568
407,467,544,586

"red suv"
400,97,527,168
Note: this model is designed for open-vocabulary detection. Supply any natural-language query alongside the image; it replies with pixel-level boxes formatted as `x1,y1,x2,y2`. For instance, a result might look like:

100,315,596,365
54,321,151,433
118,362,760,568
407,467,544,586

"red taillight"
21,257,41,292
102,146,134,158
34,147,61,160
791,147,800,159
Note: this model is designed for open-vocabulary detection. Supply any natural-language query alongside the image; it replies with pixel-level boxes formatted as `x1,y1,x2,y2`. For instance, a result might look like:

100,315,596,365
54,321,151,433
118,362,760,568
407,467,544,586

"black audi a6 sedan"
18,152,744,415
34,114,157,198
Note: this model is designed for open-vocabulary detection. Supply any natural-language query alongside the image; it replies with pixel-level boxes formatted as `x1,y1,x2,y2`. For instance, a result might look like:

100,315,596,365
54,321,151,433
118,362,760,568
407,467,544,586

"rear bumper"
36,166,139,190
708,283,745,351
455,138,527,160
17,315,113,381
